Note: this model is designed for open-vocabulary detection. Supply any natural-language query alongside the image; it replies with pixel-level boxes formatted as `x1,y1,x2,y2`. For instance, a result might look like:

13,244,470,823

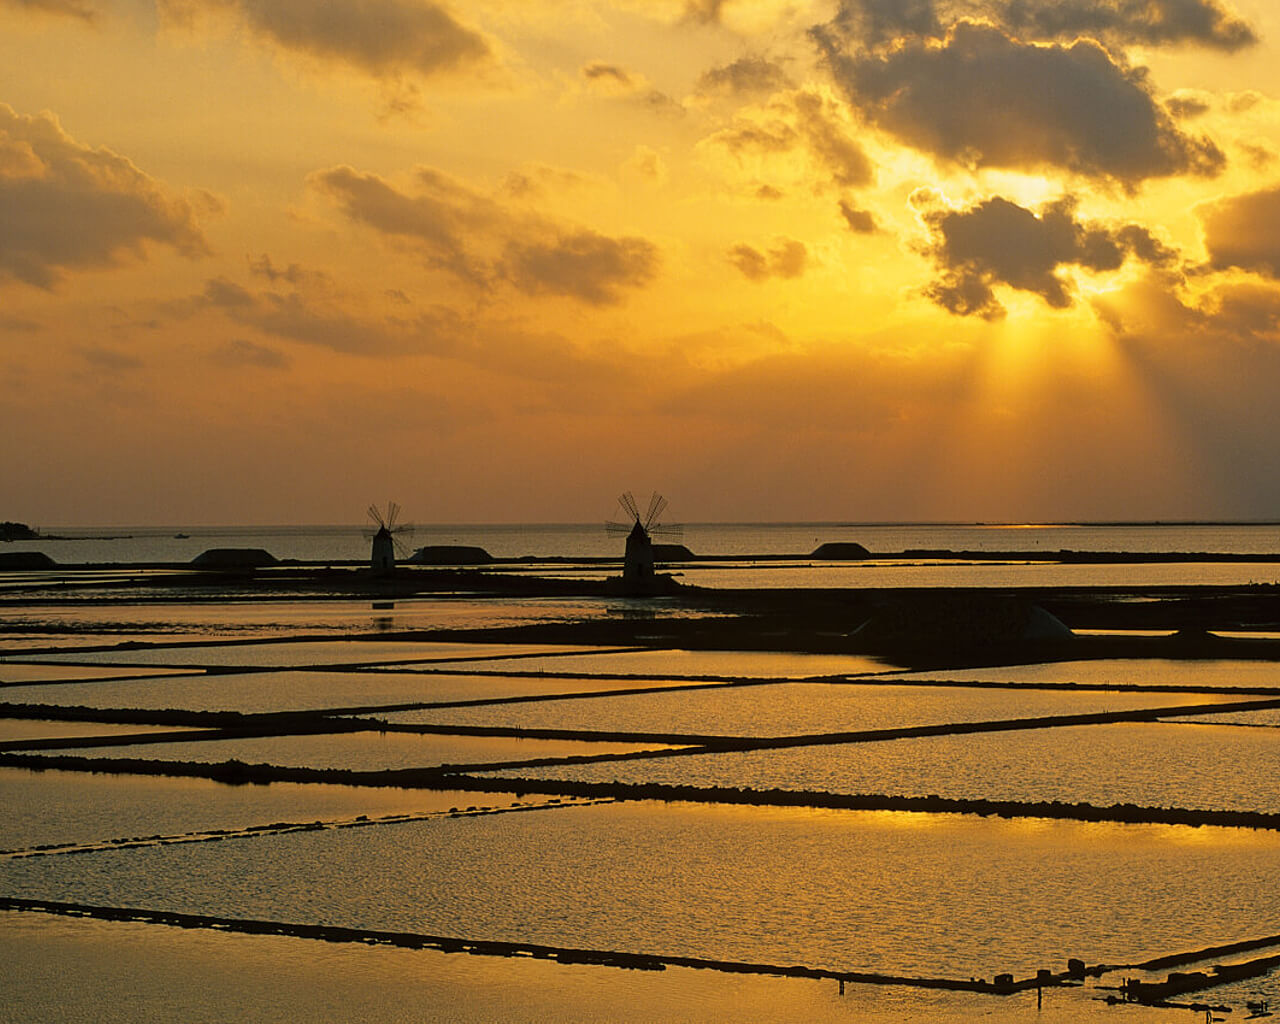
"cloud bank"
0,104,208,289
311,164,660,305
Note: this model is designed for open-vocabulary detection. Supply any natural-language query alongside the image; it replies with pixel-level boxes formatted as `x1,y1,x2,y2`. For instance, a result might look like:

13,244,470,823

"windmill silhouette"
365,502,413,575
606,491,681,586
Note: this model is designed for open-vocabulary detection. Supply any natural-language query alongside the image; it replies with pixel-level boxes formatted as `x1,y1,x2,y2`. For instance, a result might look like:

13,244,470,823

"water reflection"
4,802,1277,979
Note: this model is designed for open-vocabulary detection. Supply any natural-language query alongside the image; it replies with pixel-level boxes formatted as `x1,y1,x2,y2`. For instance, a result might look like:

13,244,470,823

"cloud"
581,61,635,90
1,0,96,21
0,104,208,289
818,22,1224,184
80,346,143,371
838,200,877,233
312,164,662,305
997,0,1255,51
728,239,808,280
696,55,791,96
917,192,1177,317
504,231,660,305
704,88,873,189
683,0,730,23
580,61,682,115
159,0,490,80
310,164,503,283
822,0,1256,51
188,274,445,356
1199,185,1280,278
211,338,290,368
1165,90,1212,119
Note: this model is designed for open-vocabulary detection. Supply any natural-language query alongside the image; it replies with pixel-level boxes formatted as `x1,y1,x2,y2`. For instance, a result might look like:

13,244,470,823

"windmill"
606,491,681,585
365,502,413,575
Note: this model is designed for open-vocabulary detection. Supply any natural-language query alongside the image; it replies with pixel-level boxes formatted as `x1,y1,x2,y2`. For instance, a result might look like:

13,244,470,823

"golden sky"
4,0,1280,525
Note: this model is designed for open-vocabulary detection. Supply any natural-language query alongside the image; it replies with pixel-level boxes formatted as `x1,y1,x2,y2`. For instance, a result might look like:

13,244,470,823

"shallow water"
428,649,896,679
0,663,201,685
895,658,1280,690
4,802,1277,979
1,910,1212,1024
372,681,1247,738
2,670,723,715
0,768,528,853
491,720,1280,814
36,730,678,772
15,641,620,670
0,720,196,744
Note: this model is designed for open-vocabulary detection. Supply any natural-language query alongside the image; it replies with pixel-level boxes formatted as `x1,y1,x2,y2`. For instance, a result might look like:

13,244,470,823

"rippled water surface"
4,802,1277,978
41,730,675,771
0,768,523,852
896,658,1280,690
3,670,720,714
16,641,620,670
0,720,195,744
491,721,1280,813
4,911,1221,1024
429,649,896,678
0,663,201,684
374,681,1247,737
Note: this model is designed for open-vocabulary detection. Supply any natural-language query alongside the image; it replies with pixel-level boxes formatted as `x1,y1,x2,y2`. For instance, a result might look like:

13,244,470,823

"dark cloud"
310,165,501,283
697,55,791,96
728,239,808,281
791,89,873,188
581,61,634,88
580,61,681,115
2,0,96,21
159,0,489,79
80,346,143,371
838,200,877,233
756,185,784,200
919,193,1177,318
192,274,439,356
822,0,1255,51
0,104,208,289
211,338,290,369
683,0,729,24
998,0,1255,51
818,22,1224,184
504,231,659,305
313,164,661,305
708,118,798,158
1200,185,1280,279
1165,91,1212,119
824,0,943,48
0,314,40,331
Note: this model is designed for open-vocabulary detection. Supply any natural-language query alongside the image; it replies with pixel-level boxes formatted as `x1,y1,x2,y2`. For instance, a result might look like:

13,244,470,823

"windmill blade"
643,492,668,530
651,522,683,537
385,502,401,532
605,520,634,534
367,504,385,529
618,491,640,523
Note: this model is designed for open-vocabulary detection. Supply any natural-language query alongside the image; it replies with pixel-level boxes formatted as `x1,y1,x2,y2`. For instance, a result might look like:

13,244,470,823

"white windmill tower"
606,491,681,586
365,502,412,576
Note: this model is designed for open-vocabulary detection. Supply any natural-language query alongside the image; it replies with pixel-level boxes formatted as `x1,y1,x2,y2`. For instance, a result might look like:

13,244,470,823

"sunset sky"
4,0,1280,525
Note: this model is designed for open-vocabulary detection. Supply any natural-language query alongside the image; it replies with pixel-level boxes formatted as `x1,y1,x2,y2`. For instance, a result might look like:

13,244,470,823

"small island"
0,521,39,542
